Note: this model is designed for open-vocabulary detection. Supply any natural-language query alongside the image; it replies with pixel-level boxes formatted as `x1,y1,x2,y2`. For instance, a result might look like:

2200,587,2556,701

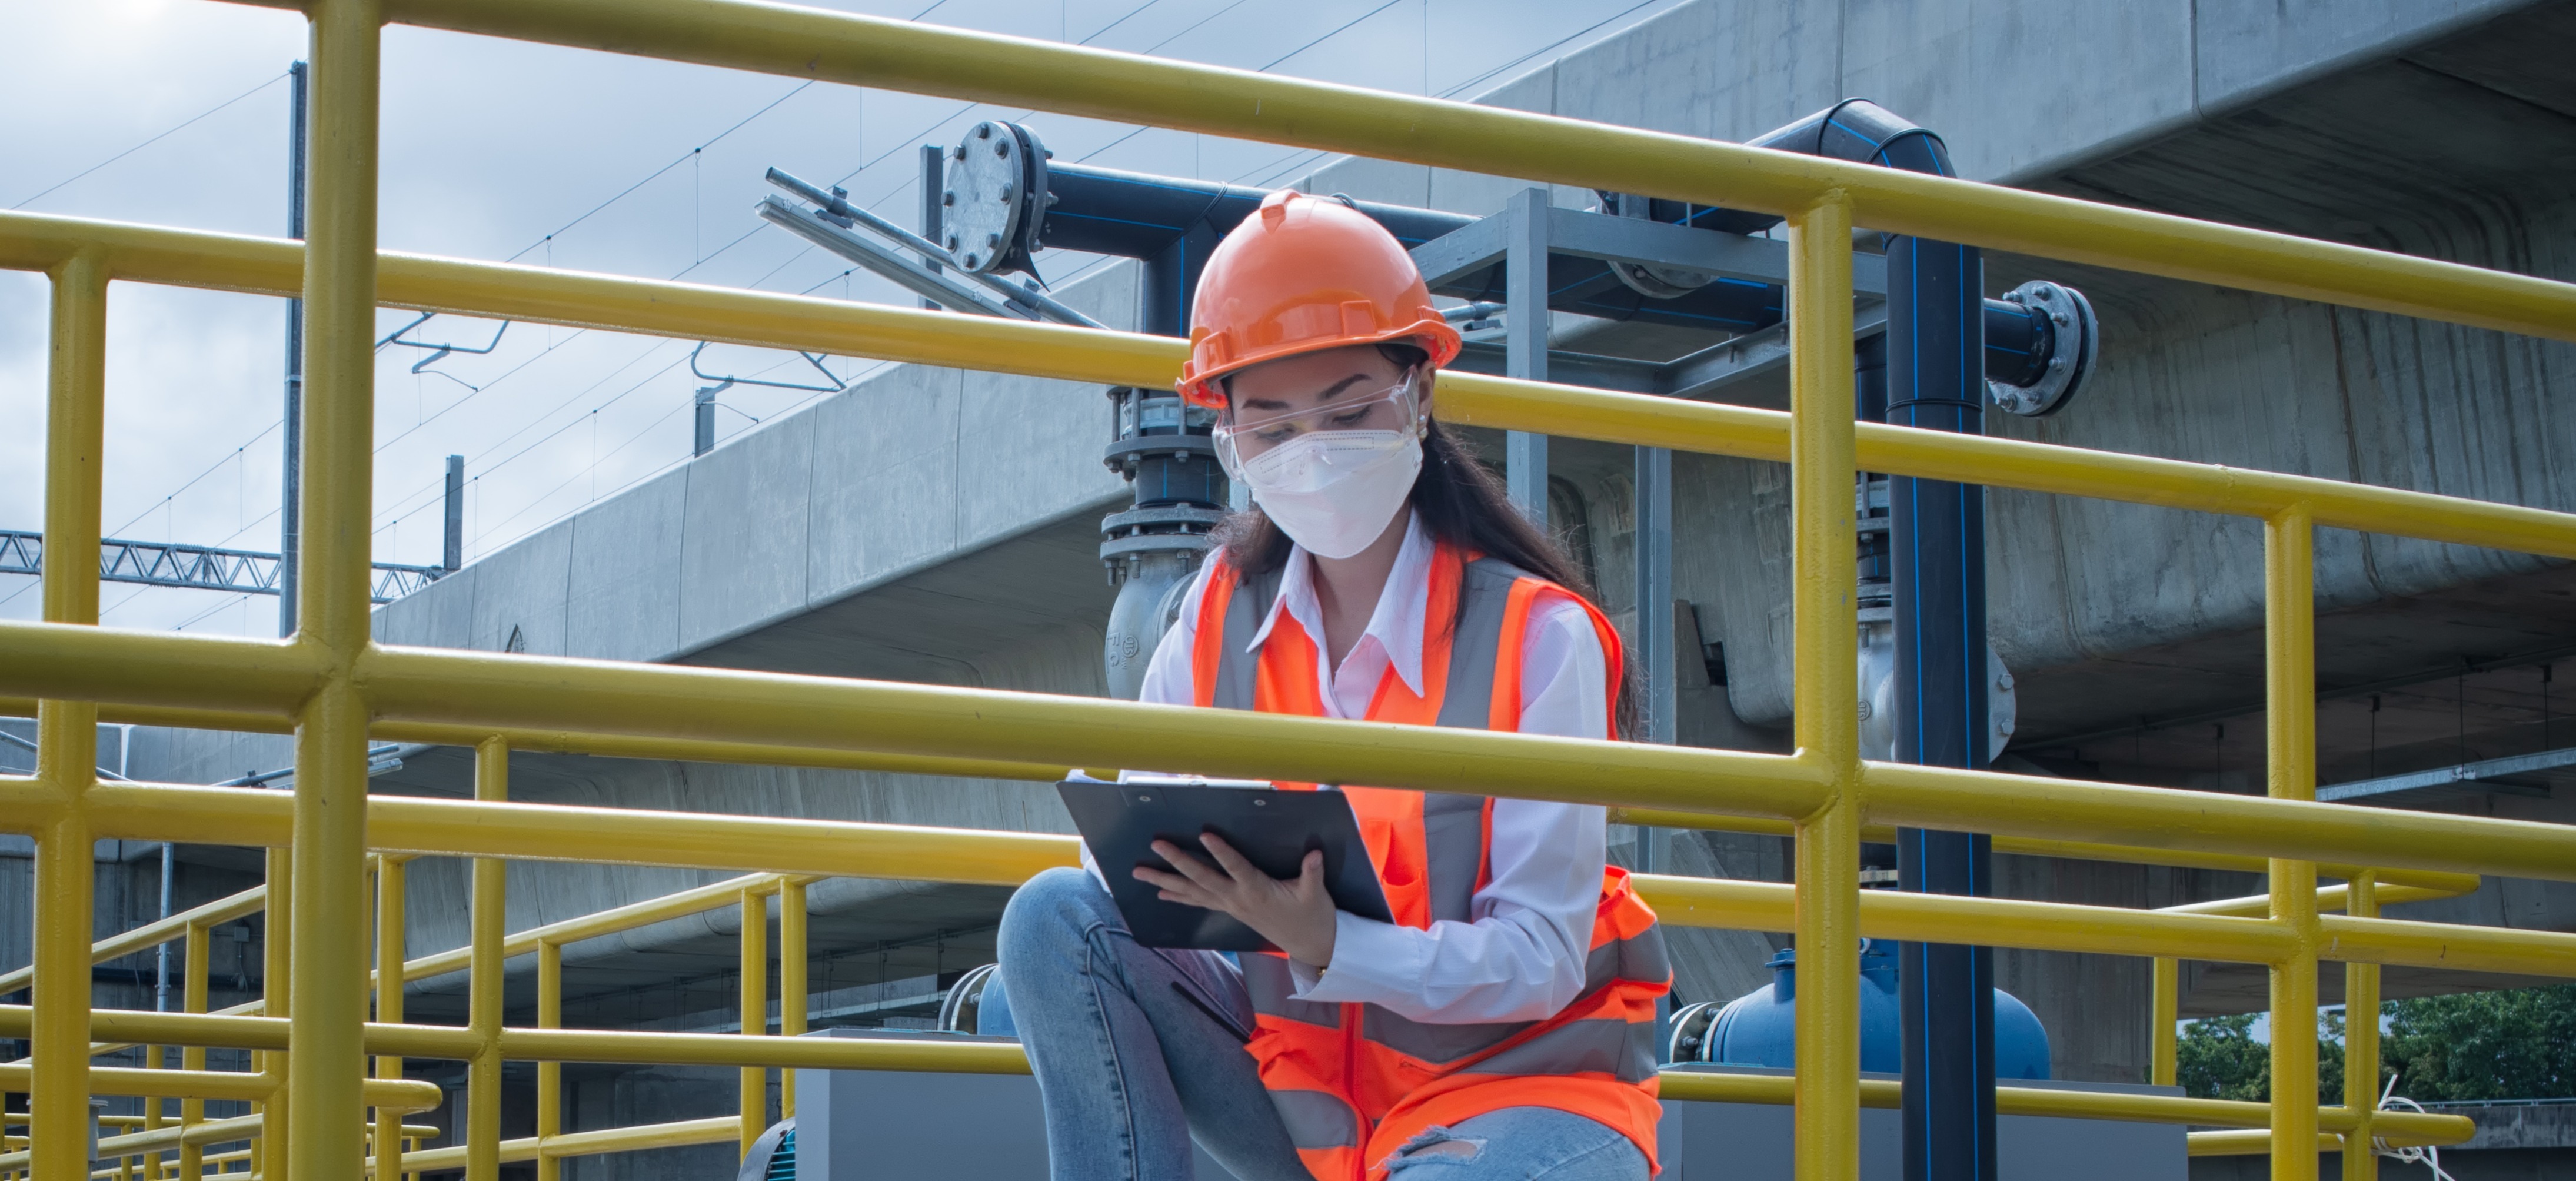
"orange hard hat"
1178,190,1463,408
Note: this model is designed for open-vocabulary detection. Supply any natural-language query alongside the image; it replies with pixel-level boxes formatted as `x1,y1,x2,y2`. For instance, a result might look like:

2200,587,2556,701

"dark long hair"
1210,344,1640,738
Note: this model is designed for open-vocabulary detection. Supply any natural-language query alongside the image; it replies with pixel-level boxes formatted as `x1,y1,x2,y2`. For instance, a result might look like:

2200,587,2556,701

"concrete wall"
364,262,1137,674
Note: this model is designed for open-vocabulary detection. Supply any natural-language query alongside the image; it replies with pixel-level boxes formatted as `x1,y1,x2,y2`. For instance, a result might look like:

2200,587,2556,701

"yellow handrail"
4,209,2573,560
194,0,2576,342
9,0,2575,1177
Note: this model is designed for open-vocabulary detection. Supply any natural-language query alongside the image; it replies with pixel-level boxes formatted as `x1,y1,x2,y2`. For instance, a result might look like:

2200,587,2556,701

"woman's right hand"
1136,834,1339,969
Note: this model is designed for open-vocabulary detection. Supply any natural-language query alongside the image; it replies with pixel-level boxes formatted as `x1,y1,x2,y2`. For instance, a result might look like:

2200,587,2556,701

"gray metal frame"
1415,199,1894,404
1410,198,1888,298
1434,191,1782,873
2317,744,2576,803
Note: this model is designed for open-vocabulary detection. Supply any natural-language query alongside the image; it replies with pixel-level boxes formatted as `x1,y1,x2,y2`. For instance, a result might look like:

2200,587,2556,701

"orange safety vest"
1190,540,1671,1181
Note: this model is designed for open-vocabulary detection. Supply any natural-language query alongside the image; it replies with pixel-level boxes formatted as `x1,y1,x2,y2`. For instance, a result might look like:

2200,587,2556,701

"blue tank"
1696,942,2051,1079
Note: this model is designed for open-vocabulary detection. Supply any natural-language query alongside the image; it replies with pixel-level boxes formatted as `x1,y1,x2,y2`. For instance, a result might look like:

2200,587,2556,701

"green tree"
2381,983,2576,1102
2173,984,2576,1104
2175,1013,2268,1102
2175,1012,2342,1103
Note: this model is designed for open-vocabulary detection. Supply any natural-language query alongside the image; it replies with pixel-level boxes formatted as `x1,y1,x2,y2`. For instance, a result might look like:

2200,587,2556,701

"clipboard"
1057,776,1393,951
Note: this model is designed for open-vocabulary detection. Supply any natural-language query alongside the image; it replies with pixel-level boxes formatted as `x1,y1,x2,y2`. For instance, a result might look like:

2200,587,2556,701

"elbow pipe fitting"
1985,280,2096,417
1619,99,2098,415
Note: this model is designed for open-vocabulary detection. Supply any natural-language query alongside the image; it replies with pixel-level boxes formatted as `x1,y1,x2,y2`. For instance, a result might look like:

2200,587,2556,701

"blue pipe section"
1876,101,2001,1181
1695,944,2049,1082
1720,98,2003,1181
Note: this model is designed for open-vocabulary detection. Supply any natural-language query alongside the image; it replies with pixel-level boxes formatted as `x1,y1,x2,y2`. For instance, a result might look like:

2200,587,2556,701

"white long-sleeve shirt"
1129,511,1612,1025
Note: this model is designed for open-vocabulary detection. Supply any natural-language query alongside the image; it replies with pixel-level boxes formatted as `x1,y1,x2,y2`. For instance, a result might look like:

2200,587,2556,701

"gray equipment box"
796,1034,2184,1180
794,1029,1242,1180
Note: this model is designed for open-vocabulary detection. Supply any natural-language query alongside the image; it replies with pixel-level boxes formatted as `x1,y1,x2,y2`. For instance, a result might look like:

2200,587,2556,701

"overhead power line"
501,81,816,265
10,70,291,210
1218,0,1676,193
48,1,1682,621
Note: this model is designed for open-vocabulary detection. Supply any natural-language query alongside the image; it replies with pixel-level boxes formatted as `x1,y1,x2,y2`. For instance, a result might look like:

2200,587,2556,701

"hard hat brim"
1177,317,1462,410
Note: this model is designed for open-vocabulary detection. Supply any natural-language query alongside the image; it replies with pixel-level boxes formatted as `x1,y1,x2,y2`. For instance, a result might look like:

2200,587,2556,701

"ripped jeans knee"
1376,1108,1646,1180
1384,1125,1485,1171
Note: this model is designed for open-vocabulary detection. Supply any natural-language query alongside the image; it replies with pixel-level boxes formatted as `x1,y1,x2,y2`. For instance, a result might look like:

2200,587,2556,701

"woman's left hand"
1136,834,1339,969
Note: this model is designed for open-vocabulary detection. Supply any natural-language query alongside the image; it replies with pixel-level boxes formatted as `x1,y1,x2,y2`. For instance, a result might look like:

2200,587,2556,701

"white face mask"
1236,427,1422,560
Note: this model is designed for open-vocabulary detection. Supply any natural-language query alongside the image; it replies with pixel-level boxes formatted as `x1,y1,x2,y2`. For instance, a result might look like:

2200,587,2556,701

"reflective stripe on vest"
1271,1089,1364,1150
1189,540,1670,1180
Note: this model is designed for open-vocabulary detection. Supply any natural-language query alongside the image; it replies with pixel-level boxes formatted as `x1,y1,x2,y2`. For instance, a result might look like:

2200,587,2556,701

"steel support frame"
1504,187,1552,525
0,530,447,603
1633,443,1673,871
1479,189,1682,826
1411,195,1891,298
279,58,308,640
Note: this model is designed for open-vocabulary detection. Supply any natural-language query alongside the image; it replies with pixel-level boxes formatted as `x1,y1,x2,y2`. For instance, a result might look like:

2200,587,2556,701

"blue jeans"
997,867,1648,1181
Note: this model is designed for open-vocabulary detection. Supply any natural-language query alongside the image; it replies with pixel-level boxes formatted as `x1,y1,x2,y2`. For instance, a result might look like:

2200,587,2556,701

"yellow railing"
5,2,2576,1180
0,830,2492,1177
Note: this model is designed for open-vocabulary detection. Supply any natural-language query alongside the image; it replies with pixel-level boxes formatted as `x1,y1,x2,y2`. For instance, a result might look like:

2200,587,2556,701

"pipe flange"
1102,434,1219,468
1102,505,1228,534
945,121,1046,274
1986,280,2096,417
1666,1000,1722,1063
937,963,1000,1033
1100,532,1217,562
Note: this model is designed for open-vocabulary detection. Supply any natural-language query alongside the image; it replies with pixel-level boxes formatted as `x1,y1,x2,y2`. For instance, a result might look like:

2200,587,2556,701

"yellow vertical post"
467,740,508,1181
374,857,407,1181
534,940,560,1181
2151,958,2180,1088
2341,873,2380,1181
2265,507,2320,1181
143,1023,164,1181
352,857,373,1181
257,849,292,1181
31,248,106,1181
287,1,383,1179
177,923,209,1181
740,887,769,1157
779,880,807,1119
1786,193,1861,1181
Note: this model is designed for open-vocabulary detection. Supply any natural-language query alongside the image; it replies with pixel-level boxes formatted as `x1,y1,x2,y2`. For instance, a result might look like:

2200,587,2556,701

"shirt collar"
1243,510,1433,698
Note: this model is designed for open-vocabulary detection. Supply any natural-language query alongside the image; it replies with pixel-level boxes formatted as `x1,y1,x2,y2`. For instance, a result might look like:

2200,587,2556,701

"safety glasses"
1213,370,1423,478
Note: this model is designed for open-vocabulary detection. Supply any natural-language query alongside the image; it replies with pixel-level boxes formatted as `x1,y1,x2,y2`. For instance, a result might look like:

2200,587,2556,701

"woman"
998,190,1668,1181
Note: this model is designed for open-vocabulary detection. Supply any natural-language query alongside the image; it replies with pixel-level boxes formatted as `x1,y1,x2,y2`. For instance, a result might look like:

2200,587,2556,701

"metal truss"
0,530,447,604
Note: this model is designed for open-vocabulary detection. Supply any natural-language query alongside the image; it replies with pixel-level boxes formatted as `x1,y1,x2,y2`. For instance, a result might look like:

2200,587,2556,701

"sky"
0,0,1688,638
